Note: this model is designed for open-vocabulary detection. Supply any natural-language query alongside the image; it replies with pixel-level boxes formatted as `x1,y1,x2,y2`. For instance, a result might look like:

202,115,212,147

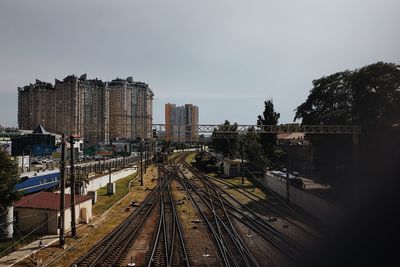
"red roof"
15,192,92,211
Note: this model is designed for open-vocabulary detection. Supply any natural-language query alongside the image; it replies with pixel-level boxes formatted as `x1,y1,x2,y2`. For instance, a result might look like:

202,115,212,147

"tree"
294,71,355,187
294,71,354,125
352,62,400,129
257,100,280,161
211,120,238,158
236,127,267,171
294,62,400,194
0,149,21,209
295,62,400,128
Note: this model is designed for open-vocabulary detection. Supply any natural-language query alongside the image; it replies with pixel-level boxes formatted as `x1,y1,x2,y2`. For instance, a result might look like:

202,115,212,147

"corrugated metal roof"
15,192,92,211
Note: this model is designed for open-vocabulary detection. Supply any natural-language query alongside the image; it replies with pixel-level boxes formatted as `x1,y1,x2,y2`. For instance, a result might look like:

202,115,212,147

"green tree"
257,100,280,161
211,120,238,158
352,62,400,128
294,62,400,192
236,127,267,171
0,149,21,209
295,62,400,128
294,71,354,125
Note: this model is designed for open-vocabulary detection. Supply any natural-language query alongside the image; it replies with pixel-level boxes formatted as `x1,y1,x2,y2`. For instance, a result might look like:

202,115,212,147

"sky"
0,0,399,127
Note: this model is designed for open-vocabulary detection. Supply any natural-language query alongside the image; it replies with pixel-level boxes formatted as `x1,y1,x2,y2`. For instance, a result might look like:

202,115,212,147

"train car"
16,170,60,195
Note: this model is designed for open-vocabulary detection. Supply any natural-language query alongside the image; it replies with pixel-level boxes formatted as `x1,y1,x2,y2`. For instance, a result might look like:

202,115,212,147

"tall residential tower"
165,103,199,142
17,74,153,144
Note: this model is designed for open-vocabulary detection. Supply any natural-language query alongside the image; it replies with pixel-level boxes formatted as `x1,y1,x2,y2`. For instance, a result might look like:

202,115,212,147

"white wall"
61,167,137,194
262,174,344,226
16,198,93,235
0,206,14,239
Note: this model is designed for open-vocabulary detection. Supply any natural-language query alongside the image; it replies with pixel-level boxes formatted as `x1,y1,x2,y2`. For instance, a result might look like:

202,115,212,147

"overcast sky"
1,0,399,127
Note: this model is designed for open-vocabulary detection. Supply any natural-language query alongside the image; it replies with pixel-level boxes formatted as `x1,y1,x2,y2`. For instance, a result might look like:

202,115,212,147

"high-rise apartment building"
54,75,86,137
18,75,153,144
109,78,133,140
83,78,109,144
134,81,154,139
165,103,199,142
109,77,154,140
18,80,56,132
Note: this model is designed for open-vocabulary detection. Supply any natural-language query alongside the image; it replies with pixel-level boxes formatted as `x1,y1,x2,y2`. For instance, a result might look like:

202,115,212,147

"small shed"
14,192,92,235
223,158,247,177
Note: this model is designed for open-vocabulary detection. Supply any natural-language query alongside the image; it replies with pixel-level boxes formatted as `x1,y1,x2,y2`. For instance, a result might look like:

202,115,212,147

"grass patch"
0,240,13,255
93,172,139,216
185,153,196,164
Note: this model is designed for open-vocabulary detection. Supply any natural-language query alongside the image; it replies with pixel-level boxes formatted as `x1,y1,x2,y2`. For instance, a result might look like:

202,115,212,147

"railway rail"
74,163,191,267
146,165,191,267
74,151,317,267
171,153,309,265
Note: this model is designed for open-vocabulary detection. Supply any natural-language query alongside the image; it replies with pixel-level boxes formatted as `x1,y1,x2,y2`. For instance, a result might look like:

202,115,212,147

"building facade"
109,78,133,140
165,103,199,142
18,74,152,145
109,77,154,141
18,80,56,132
54,75,86,138
134,81,154,139
83,78,109,143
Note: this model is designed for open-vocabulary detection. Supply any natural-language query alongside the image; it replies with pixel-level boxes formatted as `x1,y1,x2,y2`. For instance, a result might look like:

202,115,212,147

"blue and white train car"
16,170,60,195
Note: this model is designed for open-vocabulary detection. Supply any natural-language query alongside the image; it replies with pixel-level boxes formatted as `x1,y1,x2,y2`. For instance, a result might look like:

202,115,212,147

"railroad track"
75,163,191,267
74,151,314,266
171,153,308,264
165,153,260,267
146,165,191,267
203,169,322,239
74,179,165,266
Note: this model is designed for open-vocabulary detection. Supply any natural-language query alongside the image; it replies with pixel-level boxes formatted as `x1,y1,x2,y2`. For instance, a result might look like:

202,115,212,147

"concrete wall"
15,198,92,235
262,174,344,226
64,199,93,232
62,167,137,194
15,208,57,235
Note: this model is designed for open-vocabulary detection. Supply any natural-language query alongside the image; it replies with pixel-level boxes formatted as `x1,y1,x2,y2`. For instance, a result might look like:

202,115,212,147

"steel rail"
206,173,321,239
76,177,171,266
75,182,161,266
167,182,191,267
179,168,258,267
173,163,253,267
171,165,232,267
178,163,303,261
197,172,260,267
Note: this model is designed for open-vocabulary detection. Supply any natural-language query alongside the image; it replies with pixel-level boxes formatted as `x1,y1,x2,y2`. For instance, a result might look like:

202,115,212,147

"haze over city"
1,0,399,127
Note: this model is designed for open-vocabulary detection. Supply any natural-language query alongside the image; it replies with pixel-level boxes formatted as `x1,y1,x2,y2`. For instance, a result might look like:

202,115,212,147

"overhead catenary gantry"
152,123,361,142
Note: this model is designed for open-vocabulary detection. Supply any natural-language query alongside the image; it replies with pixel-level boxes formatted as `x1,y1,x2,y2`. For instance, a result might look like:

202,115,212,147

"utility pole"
144,142,148,173
21,150,24,173
153,140,156,164
285,145,290,201
108,166,112,197
69,135,76,238
140,142,143,186
59,133,66,247
241,141,244,184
